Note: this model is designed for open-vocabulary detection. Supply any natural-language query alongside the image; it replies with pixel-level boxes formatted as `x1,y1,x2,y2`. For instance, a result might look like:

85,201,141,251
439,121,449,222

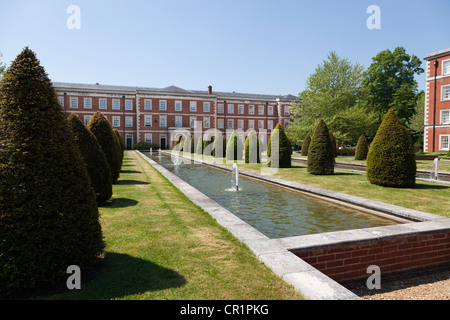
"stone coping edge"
136,151,361,300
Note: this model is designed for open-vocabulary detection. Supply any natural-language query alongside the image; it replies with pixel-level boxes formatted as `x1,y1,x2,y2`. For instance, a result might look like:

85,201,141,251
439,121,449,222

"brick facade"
293,231,450,283
424,48,450,153
54,83,295,150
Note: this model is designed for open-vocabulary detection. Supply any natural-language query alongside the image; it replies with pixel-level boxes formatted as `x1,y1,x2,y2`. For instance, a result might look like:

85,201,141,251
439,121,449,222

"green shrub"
301,135,311,156
113,129,124,169
0,47,104,297
226,130,244,161
88,112,121,183
366,108,416,187
329,131,337,158
203,135,213,154
307,119,335,175
212,134,226,158
67,114,112,204
267,123,291,168
183,136,191,154
133,142,159,151
245,130,261,163
355,134,369,160
196,136,203,155
190,135,195,153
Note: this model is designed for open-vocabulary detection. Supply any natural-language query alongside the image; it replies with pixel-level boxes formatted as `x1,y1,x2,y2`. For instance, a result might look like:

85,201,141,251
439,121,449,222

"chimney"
208,85,212,94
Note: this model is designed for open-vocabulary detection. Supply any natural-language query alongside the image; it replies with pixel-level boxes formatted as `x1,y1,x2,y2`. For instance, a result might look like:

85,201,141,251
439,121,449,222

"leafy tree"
307,120,335,175
366,109,416,187
267,123,292,168
409,91,425,147
245,130,261,163
88,112,121,183
361,47,424,124
0,48,103,296
67,114,113,204
301,135,311,156
354,134,369,160
328,105,379,144
226,130,244,161
288,51,365,142
0,51,5,76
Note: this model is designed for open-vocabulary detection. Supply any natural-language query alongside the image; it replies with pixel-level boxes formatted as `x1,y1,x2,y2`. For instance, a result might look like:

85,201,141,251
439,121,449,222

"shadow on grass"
414,182,450,190
116,180,149,185
100,198,139,208
35,252,187,300
120,170,142,174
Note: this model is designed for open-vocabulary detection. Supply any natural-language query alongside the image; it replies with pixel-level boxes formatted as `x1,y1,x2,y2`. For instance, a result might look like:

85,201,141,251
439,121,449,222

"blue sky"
1,0,449,95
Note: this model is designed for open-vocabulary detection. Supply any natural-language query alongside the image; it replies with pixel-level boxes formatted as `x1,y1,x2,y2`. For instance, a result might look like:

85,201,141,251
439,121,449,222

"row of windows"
58,97,134,111
80,115,134,128
58,96,291,115
143,115,289,130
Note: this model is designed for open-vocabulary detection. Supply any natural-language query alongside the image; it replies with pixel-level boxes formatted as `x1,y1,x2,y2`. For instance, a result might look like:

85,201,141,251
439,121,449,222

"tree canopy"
360,47,424,124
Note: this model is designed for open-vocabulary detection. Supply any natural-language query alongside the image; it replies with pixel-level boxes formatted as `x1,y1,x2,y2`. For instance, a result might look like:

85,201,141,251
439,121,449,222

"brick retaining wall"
292,231,450,283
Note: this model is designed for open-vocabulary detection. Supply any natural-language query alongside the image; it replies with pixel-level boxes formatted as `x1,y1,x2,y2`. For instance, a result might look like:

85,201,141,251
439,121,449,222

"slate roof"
52,82,296,102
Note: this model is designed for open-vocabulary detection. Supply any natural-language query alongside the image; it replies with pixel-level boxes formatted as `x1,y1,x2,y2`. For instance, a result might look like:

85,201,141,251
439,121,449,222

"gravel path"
347,269,449,300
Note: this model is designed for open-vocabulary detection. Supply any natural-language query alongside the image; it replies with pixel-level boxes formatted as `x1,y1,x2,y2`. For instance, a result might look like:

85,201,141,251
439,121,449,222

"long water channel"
146,153,399,239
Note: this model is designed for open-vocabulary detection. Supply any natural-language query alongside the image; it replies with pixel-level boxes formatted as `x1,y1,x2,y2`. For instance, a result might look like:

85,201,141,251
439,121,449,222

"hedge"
307,119,335,175
0,47,103,297
67,114,113,204
366,108,416,187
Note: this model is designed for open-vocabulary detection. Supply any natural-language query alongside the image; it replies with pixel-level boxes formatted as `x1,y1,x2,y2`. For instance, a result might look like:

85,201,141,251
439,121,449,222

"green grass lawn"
292,153,450,172
180,152,450,219
42,151,302,300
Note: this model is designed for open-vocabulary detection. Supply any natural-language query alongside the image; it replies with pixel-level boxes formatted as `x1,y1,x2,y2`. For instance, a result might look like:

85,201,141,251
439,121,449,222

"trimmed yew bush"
0,48,104,297
113,129,124,169
329,131,337,158
88,112,121,183
67,114,112,204
301,135,311,156
267,123,291,168
307,119,335,175
355,134,369,160
183,135,191,154
226,130,244,161
212,134,226,158
196,136,203,155
245,130,260,163
367,108,416,187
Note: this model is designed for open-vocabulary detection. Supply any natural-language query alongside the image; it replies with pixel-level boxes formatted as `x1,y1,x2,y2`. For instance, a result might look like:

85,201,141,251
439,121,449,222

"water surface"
146,153,398,239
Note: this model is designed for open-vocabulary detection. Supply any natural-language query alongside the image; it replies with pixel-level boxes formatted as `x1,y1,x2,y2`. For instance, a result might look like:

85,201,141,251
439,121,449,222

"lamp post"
433,60,439,152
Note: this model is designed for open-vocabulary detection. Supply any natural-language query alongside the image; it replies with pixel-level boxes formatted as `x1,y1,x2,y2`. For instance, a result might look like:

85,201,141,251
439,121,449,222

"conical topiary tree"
196,136,203,155
301,135,311,156
67,114,113,204
0,47,104,296
329,131,337,158
183,135,191,154
355,134,369,160
366,108,416,187
267,123,292,168
245,130,261,163
88,112,121,183
212,134,226,158
113,129,125,164
226,130,244,161
307,119,335,175
190,135,195,153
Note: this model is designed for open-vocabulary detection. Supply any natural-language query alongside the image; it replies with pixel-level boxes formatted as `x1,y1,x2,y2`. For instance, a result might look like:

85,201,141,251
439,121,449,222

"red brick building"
54,82,296,150
424,48,450,153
